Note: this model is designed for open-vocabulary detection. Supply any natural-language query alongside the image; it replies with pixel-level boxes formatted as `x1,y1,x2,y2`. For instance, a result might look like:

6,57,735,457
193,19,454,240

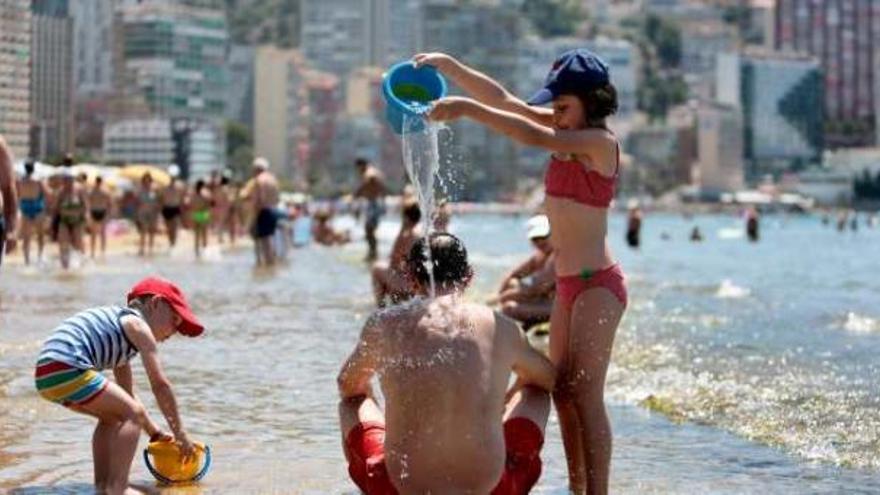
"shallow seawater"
1,212,879,493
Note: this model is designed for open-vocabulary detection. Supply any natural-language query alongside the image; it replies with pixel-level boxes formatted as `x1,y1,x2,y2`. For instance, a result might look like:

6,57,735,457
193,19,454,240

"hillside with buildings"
3,0,880,205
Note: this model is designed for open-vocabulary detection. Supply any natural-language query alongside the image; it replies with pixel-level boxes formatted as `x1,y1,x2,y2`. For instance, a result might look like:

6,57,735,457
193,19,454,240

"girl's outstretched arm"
430,97,616,170
413,53,553,127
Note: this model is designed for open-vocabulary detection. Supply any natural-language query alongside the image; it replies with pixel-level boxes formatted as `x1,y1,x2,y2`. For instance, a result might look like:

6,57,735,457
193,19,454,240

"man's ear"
462,265,475,289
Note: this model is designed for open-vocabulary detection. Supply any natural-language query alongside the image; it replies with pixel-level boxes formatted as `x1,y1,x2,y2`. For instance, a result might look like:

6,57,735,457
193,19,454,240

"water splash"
401,113,445,298
841,312,880,334
715,279,750,299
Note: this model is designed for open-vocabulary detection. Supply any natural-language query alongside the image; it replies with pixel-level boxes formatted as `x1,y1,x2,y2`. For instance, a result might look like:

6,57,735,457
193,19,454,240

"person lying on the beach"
312,209,351,246
339,233,556,494
34,277,204,494
370,200,422,307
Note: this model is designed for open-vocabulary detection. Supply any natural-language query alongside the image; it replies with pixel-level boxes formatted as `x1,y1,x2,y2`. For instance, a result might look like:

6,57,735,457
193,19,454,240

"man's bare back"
378,298,517,492
340,233,555,494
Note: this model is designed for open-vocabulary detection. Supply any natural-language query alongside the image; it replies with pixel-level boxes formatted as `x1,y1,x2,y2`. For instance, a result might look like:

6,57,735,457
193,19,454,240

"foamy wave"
608,339,880,469
841,312,880,334
717,227,744,240
715,279,750,299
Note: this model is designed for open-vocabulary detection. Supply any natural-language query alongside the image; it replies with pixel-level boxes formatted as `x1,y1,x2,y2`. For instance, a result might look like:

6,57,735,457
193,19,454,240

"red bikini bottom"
556,264,627,310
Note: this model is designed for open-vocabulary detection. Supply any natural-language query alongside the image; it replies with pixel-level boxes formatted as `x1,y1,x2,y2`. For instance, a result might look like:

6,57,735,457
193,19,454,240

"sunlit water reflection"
1,212,878,493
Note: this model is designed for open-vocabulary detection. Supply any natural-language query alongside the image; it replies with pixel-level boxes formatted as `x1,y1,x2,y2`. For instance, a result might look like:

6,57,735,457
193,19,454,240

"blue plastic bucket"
382,61,447,134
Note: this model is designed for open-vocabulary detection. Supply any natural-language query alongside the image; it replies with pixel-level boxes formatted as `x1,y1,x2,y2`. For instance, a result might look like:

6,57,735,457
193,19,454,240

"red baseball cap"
127,277,204,337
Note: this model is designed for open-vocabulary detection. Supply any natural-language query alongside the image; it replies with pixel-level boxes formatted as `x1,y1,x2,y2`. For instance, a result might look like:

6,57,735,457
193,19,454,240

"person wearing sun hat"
33,276,204,493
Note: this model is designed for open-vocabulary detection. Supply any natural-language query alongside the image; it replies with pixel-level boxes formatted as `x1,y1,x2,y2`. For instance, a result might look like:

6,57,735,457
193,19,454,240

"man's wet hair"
62,153,74,167
355,157,369,167
402,201,421,225
407,233,472,290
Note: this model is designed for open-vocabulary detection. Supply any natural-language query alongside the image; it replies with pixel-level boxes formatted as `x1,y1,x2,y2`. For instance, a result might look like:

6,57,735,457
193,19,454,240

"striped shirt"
38,306,142,370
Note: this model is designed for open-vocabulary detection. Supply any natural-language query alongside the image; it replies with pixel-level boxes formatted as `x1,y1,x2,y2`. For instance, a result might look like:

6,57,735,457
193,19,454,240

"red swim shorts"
491,417,544,495
344,417,544,495
345,421,397,495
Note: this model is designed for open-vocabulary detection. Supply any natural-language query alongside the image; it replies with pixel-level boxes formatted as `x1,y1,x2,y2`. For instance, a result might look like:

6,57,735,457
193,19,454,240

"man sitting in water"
339,233,556,494
370,200,422,307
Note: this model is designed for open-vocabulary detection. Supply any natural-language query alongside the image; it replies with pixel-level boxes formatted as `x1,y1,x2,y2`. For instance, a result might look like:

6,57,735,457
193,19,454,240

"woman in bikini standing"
17,160,50,265
419,49,625,494
55,169,89,269
136,173,159,256
88,176,112,259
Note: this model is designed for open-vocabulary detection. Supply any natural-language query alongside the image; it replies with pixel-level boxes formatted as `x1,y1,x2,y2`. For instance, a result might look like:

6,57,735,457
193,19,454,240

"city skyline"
2,0,880,203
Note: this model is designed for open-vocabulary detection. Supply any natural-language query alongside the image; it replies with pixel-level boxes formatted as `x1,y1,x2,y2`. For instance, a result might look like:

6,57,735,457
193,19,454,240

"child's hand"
176,432,196,462
412,52,453,71
149,430,173,443
427,97,470,122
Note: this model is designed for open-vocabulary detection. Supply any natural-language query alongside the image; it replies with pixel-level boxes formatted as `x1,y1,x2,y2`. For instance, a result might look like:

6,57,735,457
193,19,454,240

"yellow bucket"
143,440,211,484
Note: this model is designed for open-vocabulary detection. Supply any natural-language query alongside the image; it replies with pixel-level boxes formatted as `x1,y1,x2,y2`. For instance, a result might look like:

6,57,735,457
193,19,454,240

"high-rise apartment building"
422,0,525,199
300,0,372,78
31,2,75,159
717,50,823,177
118,1,228,120
300,0,421,79
304,71,341,187
0,0,31,158
70,0,116,97
103,117,223,179
227,44,255,129
697,102,745,194
254,46,309,182
775,0,879,146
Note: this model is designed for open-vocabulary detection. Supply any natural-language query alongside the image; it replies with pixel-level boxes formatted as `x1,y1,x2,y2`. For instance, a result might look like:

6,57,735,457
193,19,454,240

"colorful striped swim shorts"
35,358,108,407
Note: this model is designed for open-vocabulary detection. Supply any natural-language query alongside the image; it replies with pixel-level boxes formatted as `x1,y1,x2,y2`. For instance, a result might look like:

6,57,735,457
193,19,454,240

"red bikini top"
544,143,619,208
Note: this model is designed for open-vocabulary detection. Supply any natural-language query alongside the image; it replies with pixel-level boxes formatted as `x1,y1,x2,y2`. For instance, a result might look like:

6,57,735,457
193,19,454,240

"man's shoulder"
457,302,513,332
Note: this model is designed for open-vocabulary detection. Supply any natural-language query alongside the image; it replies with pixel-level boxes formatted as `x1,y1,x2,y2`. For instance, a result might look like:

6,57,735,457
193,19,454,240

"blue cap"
526,48,610,105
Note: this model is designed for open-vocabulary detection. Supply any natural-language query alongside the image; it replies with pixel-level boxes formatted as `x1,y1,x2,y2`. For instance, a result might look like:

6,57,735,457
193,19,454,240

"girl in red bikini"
418,49,625,494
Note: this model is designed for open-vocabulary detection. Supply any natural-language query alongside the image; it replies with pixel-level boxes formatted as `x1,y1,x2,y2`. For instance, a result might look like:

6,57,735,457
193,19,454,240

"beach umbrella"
71,164,127,190
117,164,171,186
70,164,106,184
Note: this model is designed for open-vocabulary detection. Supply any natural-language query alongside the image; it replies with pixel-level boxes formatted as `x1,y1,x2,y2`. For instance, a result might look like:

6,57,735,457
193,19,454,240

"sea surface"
1,212,878,493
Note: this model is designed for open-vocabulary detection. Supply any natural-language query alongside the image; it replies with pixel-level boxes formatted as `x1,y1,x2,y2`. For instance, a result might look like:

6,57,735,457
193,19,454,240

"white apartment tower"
0,0,32,158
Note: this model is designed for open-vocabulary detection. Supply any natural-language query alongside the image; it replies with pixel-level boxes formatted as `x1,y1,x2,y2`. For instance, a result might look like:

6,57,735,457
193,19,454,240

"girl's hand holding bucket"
381,59,448,134
427,96,472,122
412,52,455,71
